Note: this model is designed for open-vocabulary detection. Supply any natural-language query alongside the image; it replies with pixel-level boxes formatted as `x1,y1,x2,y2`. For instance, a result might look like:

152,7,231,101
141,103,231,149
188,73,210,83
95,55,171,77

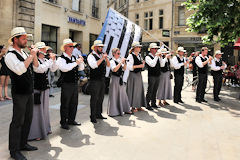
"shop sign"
68,16,86,26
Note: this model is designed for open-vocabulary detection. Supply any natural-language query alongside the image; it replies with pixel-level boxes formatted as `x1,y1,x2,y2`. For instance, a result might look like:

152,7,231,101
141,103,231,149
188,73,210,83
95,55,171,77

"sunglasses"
116,52,120,55
98,46,103,48
67,46,74,48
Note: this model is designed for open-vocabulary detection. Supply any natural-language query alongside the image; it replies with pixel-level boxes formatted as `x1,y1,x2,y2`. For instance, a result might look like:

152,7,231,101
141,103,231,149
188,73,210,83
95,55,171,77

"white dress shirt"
72,48,82,58
34,58,58,73
5,46,31,75
195,54,208,68
110,57,125,71
126,52,142,71
160,57,173,67
210,58,227,71
56,52,84,72
172,55,185,69
145,53,161,67
87,51,103,69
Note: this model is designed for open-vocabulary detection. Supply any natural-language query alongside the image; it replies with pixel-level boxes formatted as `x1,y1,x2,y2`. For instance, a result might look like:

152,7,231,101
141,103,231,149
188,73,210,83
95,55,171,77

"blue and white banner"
97,8,142,58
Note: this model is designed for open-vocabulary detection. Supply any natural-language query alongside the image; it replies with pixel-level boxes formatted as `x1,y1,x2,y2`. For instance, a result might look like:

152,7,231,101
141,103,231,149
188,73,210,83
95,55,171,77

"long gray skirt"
126,72,146,108
108,75,131,116
28,89,51,140
157,71,173,100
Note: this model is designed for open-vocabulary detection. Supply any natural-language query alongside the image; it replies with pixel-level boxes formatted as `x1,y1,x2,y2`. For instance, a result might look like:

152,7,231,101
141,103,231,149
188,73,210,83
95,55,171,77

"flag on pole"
97,8,142,58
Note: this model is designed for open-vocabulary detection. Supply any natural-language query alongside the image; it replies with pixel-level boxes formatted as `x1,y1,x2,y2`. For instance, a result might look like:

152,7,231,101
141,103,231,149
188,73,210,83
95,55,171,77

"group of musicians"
5,27,226,160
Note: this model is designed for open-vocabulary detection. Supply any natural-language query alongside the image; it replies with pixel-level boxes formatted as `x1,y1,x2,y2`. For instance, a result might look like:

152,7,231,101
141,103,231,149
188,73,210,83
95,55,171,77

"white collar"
214,57,220,61
63,52,72,59
8,46,27,56
92,51,101,58
200,54,207,59
148,52,155,58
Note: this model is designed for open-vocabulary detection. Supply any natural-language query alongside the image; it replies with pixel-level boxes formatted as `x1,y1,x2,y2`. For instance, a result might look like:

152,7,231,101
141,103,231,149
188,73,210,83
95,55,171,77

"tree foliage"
183,0,240,46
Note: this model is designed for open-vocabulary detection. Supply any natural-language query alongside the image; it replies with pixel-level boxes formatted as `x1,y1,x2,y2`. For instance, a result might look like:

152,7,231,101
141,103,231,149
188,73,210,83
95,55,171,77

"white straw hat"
157,48,169,54
177,46,186,52
35,42,47,49
91,40,104,50
8,27,32,44
131,41,142,49
148,43,159,51
60,39,77,51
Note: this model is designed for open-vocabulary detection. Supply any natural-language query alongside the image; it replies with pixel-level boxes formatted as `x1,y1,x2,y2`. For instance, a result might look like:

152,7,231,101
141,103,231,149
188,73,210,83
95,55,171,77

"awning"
234,38,240,50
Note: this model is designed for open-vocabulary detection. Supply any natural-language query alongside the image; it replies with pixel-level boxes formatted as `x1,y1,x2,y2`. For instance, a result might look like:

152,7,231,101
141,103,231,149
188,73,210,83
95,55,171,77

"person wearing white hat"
126,41,146,112
195,47,213,103
87,40,110,123
5,27,39,160
28,42,58,141
157,48,173,106
210,50,226,101
172,46,188,104
145,43,161,110
56,38,84,129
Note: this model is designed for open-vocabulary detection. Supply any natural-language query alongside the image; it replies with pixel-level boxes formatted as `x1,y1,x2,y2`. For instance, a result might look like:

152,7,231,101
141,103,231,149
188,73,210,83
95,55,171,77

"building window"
72,0,82,12
41,24,58,53
159,9,163,29
135,13,139,25
92,0,99,18
144,11,153,30
178,6,185,26
45,0,58,4
136,0,139,3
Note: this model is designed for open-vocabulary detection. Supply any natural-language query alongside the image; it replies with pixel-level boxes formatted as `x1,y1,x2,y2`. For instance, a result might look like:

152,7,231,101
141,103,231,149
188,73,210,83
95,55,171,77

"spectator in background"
46,47,56,97
0,45,12,101
72,43,86,80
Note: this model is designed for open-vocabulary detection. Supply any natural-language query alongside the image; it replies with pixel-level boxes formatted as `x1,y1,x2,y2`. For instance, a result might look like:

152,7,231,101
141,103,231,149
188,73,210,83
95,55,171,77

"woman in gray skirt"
157,48,173,106
108,48,132,116
126,41,146,112
28,42,58,140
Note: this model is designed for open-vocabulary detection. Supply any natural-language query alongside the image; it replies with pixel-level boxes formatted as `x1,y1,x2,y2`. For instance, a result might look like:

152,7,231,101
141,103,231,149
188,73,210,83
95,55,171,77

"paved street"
0,71,240,160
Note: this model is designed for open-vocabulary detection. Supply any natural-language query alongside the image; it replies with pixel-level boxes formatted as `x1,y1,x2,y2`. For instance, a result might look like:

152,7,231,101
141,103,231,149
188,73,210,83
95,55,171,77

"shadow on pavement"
134,110,158,123
152,109,177,120
180,103,203,111
162,105,187,114
59,127,92,148
28,139,62,160
93,120,119,136
112,115,136,127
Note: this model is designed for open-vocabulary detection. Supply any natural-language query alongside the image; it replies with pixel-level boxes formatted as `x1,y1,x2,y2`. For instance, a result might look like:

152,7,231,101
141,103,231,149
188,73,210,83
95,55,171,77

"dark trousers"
192,69,197,86
196,73,208,101
60,83,78,125
213,73,223,99
9,93,33,152
146,76,160,106
174,74,184,102
89,79,105,119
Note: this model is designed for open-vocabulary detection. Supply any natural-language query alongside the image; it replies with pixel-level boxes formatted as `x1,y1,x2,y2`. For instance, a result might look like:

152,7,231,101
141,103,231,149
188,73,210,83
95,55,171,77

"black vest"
174,56,184,75
111,60,124,77
60,54,79,83
198,56,208,74
212,59,223,74
146,54,161,76
89,53,106,80
34,59,50,91
131,53,143,73
7,50,33,94
161,56,171,73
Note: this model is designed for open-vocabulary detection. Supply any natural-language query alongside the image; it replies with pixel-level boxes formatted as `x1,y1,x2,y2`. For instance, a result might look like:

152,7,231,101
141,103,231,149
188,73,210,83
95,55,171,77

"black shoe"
146,107,153,110
96,115,107,119
61,124,70,130
179,100,184,103
196,100,202,103
68,121,81,126
201,99,208,103
10,151,27,160
173,101,179,104
214,99,220,102
151,105,160,108
90,118,97,123
49,94,54,97
21,144,38,151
